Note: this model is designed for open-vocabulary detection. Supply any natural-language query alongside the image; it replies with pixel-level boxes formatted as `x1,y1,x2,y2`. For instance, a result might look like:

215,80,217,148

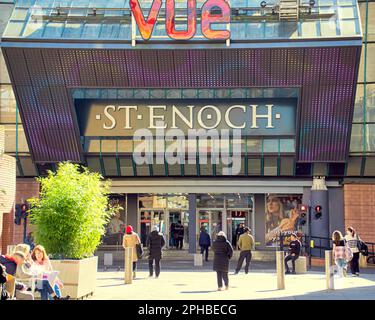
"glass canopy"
2,0,362,41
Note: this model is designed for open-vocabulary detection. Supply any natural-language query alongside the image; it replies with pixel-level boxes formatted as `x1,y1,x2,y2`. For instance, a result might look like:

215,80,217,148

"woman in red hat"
122,225,141,279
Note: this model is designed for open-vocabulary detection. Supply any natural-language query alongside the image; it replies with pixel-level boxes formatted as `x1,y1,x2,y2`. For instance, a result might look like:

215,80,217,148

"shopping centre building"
0,0,374,256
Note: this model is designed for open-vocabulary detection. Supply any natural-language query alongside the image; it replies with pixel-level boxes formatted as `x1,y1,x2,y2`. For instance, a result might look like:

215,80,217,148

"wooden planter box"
50,256,98,299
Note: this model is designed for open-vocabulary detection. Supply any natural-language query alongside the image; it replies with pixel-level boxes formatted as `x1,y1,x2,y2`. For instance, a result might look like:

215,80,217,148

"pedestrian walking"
235,223,245,249
332,230,351,277
170,222,176,248
174,220,184,250
146,226,166,278
345,226,362,276
234,227,254,274
212,231,233,291
284,233,301,274
199,227,211,262
122,225,141,280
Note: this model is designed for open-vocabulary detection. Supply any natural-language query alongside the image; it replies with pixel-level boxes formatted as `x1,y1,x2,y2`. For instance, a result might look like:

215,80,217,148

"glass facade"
2,0,362,41
0,1,35,175
347,0,375,176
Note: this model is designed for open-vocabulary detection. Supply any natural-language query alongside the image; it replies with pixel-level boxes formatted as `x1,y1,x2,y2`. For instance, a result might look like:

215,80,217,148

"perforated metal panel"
91,50,114,87
75,50,97,87
108,50,130,87
59,50,81,87
124,50,144,87
3,46,361,163
189,50,207,88
173,50,191,87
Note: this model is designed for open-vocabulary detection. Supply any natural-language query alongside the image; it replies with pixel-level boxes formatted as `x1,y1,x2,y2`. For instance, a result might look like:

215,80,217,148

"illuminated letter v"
130,0,162,40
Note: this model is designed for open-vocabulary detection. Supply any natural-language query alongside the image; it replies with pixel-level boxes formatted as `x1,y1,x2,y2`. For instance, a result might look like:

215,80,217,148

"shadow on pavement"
180,290,220,294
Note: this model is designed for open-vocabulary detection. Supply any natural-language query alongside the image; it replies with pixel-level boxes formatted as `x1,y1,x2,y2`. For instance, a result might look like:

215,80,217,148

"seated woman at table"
30,245,64,299
15,249,69,300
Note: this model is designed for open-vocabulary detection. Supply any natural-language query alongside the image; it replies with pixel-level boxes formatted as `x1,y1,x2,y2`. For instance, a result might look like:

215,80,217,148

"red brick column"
344,184,375,243
0,178,39,253
0,154,16,254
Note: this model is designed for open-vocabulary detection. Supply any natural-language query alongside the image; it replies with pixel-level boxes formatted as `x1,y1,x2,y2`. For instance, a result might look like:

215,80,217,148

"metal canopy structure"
1,45,361,163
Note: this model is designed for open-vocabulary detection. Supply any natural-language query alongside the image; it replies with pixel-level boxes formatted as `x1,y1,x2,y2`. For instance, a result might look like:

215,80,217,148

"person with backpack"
345,226,365,276
284,233,301,274
146,226,166,278
332,230,351,277
199,227,211,262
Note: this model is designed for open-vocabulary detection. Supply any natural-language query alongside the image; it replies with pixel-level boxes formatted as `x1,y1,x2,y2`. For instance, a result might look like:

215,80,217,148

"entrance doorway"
140,210,165,246
197,209,223,241
168,210,189,249
138,194,189,249
227,209,253,248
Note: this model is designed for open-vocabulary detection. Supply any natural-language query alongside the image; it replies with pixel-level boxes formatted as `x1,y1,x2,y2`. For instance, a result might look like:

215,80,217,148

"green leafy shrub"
29,162,112,259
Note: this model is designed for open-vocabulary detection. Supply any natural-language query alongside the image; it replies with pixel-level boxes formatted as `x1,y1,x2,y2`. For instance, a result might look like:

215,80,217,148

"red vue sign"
130,0,231,40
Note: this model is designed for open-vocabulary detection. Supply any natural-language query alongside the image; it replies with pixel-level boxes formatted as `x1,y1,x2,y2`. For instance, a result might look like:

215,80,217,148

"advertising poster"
265,195,303,247
103,194,126,245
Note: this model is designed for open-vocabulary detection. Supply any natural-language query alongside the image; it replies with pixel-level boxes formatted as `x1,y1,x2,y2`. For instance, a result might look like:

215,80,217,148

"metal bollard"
194,253,203,266
325,250,334,290
276,251,285,290
124,247,133,284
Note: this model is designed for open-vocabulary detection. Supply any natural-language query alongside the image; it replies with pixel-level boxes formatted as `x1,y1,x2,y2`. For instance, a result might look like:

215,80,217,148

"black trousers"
350,252,360,274
285,254,299,272
133,261,137,272
176,237,183,249
235,250,252,273
149,258,161,277
216,271,229,288
200,245,209,261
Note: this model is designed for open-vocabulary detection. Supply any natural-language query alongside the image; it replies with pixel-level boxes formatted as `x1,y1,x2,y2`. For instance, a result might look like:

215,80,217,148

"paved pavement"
91,261,375,300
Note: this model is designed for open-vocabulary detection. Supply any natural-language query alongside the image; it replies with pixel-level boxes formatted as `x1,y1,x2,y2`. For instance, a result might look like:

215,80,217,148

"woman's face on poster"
267,198,281,214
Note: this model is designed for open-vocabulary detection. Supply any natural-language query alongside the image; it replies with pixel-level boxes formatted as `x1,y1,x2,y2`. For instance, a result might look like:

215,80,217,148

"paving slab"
89,270,375,300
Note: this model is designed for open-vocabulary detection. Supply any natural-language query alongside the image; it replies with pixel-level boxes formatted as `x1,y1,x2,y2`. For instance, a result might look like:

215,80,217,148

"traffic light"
298,204,308,225
314,205,322,219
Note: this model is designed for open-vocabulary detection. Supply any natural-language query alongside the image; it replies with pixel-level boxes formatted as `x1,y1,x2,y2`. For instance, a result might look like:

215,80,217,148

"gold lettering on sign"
103,105,116,130
197,105,221,129
250,104,274,129
224,105,246,129
171,105,194,129
118,106,138,129
149,106,167,129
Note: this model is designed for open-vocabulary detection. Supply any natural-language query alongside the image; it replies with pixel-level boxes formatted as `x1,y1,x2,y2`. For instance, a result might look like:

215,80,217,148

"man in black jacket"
174,220,184,250
284,233,301,274
147,226,166,278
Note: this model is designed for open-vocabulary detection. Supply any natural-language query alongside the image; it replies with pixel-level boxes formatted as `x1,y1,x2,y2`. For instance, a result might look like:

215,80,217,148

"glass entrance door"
140,210,165,246
168,210,189,249
227,210,253,248
197,210,223,241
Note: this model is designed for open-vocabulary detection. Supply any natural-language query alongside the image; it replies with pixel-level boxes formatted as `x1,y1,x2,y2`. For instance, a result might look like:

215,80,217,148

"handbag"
357,235,368,256
136,243,144,259
344,244,353,262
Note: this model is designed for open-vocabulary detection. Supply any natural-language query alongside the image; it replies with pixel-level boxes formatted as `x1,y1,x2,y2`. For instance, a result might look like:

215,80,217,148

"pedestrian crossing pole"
276,251,285,290
124,247,133,284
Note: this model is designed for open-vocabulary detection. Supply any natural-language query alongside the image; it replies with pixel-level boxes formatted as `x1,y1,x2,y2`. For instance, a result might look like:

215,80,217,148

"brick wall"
0,178,39,254
0,154,16,254
0,154,16,212
344,184,375,243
